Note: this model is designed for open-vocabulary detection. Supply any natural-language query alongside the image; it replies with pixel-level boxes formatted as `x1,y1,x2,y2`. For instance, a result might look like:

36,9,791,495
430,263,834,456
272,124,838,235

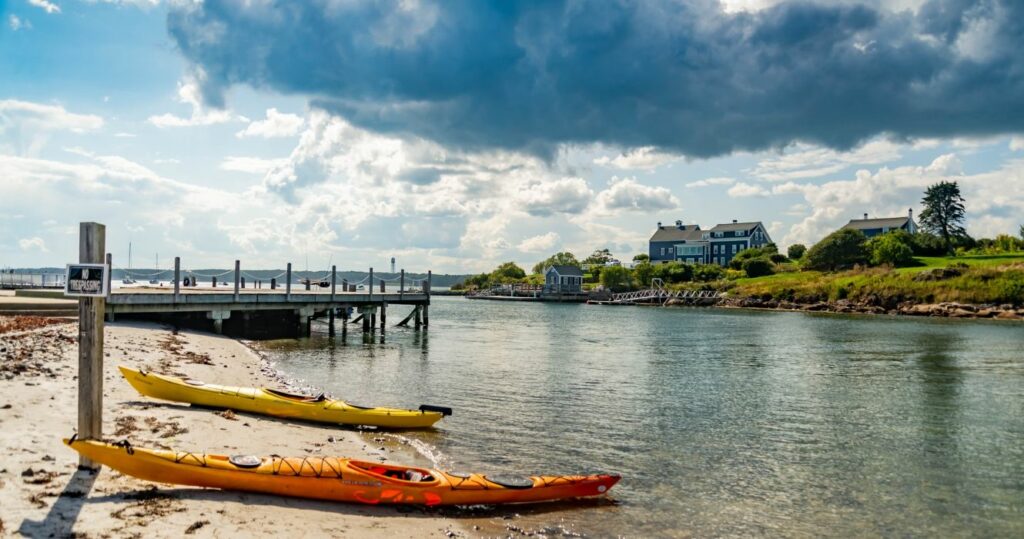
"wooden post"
370,312,377,332
362,311,370,334
241,276,246,289
331,265,337,302
286,263,292,300
271,278,277,290
380,278,385,293
342,278,348,294
414,304,422,329
104,253,112,296
173,256,180,300
423,270,431,327
234,260,240,300
400,269,405,300
78,222,105,469
368,268,373,301
328,308,335,336
212,276,217,288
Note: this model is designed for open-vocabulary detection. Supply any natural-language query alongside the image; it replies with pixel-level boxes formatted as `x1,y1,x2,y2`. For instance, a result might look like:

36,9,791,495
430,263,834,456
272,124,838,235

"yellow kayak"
119,366,448,429
66,438,620,506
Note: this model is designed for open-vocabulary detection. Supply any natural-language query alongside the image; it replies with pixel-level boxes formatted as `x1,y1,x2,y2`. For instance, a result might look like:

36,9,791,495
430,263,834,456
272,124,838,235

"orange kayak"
66,438,620,506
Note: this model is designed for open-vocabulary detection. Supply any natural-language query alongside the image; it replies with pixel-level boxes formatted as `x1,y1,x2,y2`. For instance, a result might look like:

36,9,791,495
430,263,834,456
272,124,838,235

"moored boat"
119,366,449,429
65,438,620,506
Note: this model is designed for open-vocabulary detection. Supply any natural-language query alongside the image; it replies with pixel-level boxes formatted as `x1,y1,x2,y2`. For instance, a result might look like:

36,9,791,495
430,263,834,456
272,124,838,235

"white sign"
64,263,109,297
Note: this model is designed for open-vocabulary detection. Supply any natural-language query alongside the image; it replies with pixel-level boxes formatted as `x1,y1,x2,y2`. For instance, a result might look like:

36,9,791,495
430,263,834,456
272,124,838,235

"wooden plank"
78,222,105,469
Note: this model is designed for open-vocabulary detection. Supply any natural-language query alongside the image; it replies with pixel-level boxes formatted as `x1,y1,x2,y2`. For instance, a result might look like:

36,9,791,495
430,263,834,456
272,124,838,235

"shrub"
787,244,807,260
633,261,654,287
742,258,774,278
600,265,633,291
804,229,870,271
868,232,915,267
693,264,725,282
652,261,694,284
769,253,788,264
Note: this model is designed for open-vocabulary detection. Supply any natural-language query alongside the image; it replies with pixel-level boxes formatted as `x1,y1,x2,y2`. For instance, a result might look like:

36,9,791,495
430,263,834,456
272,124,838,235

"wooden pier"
101,260,432,339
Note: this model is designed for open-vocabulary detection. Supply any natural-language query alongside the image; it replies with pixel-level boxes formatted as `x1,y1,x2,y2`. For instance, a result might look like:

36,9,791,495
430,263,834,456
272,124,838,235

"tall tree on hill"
919,181,967,254
531,252,580,274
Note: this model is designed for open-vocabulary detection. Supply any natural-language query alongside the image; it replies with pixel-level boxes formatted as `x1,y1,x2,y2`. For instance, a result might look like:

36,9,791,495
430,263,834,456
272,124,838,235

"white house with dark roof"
842,209,917,238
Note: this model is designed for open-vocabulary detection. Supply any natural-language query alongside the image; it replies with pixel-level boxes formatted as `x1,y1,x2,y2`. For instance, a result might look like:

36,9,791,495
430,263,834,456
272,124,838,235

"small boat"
65,438,620,506
149,253,160,285
119,366,450,429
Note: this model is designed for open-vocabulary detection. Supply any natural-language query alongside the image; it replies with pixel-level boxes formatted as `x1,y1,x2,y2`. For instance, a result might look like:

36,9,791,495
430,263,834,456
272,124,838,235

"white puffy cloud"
517,232,560,253
221,156,289,175
18,237,48,252
517,177,593,217
148,76,239,128
1011,137,1024,152
686,177,735,188
727,182,769,198
778,153,1024,246
750,139,904,182
28,0,60,14
236,108,304,138
594,147,680,171
8,15,30,30
593,177,678,214
0,100,104,155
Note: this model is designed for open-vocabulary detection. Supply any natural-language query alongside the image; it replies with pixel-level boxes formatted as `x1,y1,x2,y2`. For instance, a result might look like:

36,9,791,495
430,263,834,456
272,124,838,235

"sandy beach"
0,317,468,538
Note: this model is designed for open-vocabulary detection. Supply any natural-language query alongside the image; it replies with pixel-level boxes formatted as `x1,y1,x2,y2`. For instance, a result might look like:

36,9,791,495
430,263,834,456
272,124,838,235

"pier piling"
286,263,292,300
233,260,240,300
173,257,180,300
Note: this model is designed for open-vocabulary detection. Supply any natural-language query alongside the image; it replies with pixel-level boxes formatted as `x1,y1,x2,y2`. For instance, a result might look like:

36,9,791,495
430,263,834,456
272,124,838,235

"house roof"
650,225,704,242
709,221,763,233
843,217,910,230
547,265,584,276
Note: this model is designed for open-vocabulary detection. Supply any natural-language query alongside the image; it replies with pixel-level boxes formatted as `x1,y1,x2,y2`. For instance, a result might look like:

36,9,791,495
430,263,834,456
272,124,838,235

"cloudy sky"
2,0,1023,273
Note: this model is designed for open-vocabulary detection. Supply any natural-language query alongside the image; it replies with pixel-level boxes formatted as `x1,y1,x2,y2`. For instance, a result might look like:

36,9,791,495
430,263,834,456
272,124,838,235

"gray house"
702,221,773,267
842,210,917,238
649,221,703,263
544,265,584,293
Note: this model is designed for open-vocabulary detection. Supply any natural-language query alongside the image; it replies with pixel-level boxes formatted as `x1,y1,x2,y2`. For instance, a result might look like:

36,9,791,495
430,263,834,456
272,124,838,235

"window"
668,247,674,254
732,244,738,253
660,247,666,256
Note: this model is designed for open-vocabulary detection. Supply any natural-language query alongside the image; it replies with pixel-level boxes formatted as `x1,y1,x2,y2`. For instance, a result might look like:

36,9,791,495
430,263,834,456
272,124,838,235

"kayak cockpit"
348,460,438,484
262,388,327,403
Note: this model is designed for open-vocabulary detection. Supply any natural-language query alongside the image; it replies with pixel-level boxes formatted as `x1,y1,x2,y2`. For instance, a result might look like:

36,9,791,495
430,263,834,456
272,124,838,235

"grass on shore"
683,254,1024,306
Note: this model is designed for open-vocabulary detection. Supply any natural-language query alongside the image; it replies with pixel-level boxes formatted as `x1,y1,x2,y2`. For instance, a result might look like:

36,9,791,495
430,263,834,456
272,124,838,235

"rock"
803,303,829,311
948,308,976,318
975,308,998,318
995,310,1022,320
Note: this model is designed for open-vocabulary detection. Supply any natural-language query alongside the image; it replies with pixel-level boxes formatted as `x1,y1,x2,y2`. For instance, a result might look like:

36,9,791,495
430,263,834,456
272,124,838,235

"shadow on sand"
17,467,99,537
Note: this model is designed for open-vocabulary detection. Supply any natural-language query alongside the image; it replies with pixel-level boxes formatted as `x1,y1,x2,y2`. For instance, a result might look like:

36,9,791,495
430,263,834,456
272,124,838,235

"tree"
583,248,614,266
489,262,526,283
632,253,650,263
868,232,915,267
804,229,870,271
531,252,579,275
600,265,633,291
652,261,694,284
919,181,967,254
787,244,807,260
1019,224,1024,242
633,261,654,287
693,264,725,282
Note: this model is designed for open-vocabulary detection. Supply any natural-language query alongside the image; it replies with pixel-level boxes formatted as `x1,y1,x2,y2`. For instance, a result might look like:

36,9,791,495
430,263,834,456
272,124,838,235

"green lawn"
689,253,1024,305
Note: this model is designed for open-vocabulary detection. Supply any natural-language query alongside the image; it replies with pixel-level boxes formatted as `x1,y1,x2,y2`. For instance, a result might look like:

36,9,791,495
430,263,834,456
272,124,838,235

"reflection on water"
258,298,1024,537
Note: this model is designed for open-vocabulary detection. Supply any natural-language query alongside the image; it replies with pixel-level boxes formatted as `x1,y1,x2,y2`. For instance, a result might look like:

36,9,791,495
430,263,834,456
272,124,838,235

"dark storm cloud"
168,0,1024,158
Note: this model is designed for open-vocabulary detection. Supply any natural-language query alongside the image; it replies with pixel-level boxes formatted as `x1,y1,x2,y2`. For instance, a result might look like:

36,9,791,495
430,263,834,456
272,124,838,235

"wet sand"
0,317,468,538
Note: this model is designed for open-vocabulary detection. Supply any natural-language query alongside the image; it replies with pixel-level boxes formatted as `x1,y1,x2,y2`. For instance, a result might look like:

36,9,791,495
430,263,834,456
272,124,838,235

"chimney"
908,208,913,219
732,219,737,223
657,221,662,229
675,220,683,229
863,213,868,220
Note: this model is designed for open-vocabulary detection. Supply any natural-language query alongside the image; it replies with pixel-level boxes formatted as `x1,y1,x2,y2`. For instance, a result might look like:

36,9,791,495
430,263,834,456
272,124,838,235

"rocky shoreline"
666,296,1024,320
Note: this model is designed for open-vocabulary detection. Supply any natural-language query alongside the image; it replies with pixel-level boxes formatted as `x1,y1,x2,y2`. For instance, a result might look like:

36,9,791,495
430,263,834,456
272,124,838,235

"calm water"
257,297,1024,537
